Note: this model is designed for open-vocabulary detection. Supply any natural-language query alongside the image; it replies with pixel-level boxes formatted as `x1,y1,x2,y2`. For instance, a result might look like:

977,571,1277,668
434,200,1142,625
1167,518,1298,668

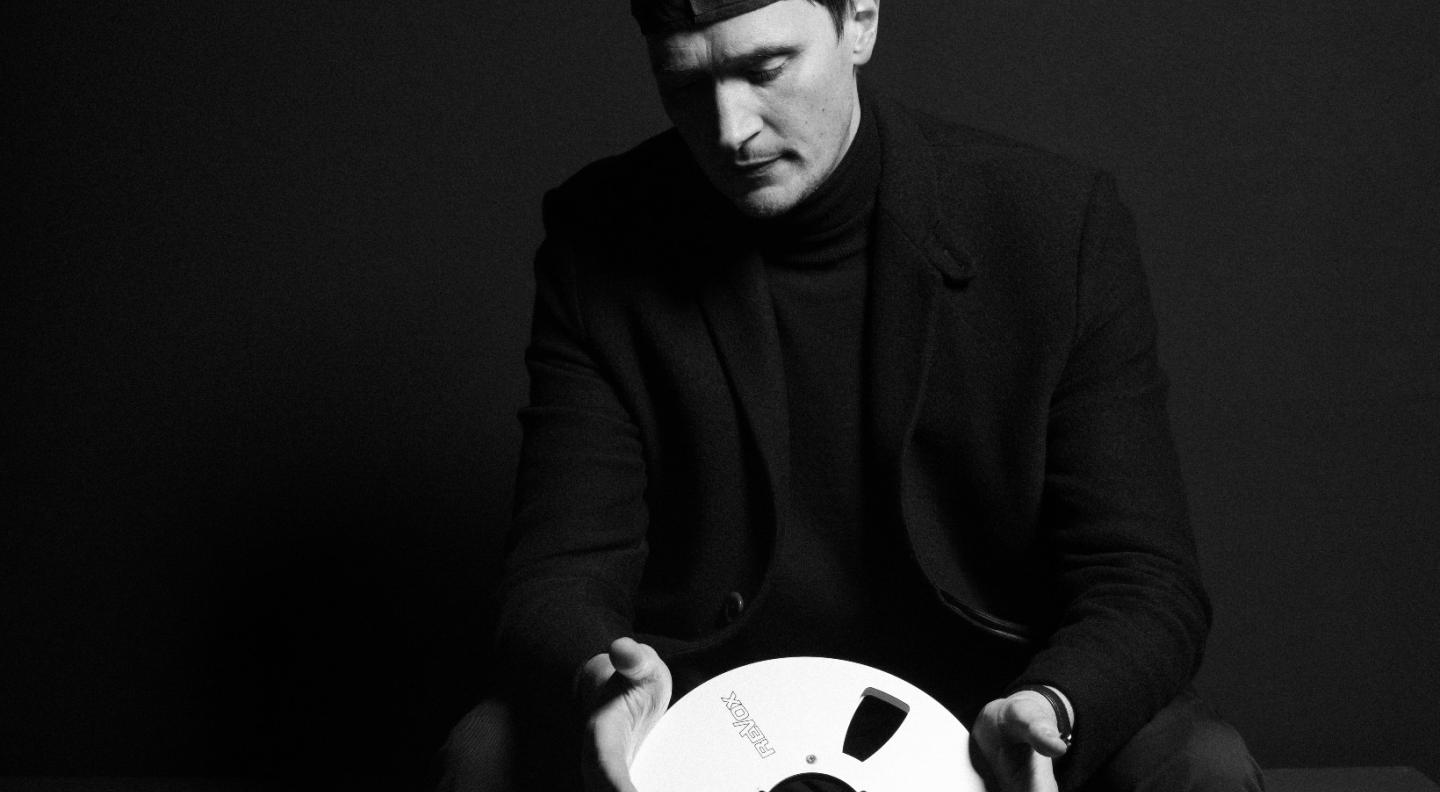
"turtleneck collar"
753,90,881,266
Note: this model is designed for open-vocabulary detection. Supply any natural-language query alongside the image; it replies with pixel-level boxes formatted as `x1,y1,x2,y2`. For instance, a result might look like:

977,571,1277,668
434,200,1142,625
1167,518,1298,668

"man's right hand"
577,637,673,792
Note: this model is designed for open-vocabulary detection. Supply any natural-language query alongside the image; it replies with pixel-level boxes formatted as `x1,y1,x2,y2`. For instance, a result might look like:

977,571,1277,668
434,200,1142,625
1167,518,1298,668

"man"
468,1,1264,790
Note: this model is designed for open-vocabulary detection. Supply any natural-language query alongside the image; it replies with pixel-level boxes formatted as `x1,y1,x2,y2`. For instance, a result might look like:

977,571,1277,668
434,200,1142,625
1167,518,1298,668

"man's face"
648,0,878,218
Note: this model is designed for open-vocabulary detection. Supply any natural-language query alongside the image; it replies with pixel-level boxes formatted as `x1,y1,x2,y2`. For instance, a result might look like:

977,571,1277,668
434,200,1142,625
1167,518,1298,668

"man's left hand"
970,690,1069,792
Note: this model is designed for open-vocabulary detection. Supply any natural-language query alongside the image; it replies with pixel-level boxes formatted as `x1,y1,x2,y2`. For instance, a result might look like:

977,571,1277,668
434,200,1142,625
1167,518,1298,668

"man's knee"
1092,690,1263,792
1172,717,1264,792
436,698,518,792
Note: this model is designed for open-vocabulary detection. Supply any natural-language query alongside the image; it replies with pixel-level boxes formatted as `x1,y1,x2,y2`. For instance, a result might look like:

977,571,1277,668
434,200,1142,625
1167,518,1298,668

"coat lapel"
866,95,977,480
698,245,790,506
650,135,792,535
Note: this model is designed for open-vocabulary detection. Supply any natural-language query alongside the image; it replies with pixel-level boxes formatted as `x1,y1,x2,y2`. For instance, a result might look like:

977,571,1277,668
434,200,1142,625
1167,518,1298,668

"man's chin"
728,184,800,219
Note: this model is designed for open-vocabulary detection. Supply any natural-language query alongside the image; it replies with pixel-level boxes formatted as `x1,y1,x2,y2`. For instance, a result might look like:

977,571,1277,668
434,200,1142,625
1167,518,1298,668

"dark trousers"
1079,687,1264,792
436,686,1263,792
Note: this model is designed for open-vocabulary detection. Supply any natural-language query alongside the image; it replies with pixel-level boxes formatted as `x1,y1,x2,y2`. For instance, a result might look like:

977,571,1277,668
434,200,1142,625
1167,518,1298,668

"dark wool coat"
496,93,1211,788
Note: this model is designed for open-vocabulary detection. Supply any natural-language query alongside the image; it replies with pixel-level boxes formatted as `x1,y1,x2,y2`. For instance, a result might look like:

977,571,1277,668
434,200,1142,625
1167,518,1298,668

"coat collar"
871,91,977,288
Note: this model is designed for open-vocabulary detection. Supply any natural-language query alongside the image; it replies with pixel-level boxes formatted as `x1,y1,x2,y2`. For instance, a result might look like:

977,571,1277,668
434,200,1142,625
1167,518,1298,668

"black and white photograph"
5,1,1438,790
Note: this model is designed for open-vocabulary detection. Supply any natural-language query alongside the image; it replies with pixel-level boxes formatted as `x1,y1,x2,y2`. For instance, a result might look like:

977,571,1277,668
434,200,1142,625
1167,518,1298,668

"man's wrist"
1040,685,1074,728
1012,684,1074,745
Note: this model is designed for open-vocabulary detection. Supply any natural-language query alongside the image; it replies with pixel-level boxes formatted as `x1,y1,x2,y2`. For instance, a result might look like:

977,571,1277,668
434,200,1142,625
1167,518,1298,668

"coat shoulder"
901,101,1103,202
540,129,701,236
881,99,1119,284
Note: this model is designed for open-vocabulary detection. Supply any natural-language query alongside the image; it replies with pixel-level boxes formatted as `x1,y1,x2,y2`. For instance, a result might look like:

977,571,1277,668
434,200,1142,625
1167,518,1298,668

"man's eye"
747,64,785,84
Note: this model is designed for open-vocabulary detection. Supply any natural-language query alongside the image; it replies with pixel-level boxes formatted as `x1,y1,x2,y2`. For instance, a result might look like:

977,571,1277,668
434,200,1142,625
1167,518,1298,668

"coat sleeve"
493,186,649,714
1012,172,1211,785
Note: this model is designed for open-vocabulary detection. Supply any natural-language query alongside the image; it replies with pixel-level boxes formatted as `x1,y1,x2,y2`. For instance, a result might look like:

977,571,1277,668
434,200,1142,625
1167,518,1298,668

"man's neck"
753,90,880,264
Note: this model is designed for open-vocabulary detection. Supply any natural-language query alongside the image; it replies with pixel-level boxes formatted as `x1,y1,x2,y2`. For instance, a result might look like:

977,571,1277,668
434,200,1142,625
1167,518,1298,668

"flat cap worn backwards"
631,0,785,35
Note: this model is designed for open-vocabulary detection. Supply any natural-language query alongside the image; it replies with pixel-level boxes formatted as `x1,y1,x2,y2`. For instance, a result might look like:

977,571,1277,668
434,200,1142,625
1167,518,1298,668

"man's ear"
849,0,879,66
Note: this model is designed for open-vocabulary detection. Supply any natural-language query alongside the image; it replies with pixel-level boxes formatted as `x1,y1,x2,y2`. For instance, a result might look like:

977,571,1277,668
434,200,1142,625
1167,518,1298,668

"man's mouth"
732,156,780,177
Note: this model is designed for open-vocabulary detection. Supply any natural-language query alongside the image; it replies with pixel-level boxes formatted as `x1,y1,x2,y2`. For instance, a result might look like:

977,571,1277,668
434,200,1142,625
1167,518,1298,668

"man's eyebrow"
653,44,799,76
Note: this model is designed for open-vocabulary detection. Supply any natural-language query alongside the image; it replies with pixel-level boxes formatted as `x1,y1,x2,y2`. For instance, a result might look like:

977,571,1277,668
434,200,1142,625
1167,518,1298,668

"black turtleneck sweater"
729,101,889,663
684,101,1023,721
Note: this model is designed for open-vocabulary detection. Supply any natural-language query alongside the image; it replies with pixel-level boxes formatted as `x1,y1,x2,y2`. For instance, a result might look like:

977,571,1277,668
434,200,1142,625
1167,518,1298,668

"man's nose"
713,81,761,153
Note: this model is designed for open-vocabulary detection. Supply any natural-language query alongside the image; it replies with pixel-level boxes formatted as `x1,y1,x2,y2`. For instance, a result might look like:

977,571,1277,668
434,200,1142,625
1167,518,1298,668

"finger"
1014,710,1067,758
577,652,619,704
608,637,660,682
990,745,1049,792
1001,697,1067,757
1027,720,1069,759
1024,750,1059,792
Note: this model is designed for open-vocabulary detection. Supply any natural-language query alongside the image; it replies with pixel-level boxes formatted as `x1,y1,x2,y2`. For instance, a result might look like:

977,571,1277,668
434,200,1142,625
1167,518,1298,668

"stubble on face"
648,0,863,219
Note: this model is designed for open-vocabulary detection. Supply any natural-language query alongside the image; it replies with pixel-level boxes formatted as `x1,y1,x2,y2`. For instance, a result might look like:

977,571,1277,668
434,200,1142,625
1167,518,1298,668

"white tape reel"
631,656,987,792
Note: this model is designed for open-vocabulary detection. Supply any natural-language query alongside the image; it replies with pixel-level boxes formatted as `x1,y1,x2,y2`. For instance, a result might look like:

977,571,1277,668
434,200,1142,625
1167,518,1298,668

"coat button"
721,591,746,624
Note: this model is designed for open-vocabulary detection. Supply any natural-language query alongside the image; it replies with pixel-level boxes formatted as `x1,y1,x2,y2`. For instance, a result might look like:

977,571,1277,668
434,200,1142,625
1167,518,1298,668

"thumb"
1010,710,1067,759
1026,720,1069,759
1002,698,1068,758
608,637,661,683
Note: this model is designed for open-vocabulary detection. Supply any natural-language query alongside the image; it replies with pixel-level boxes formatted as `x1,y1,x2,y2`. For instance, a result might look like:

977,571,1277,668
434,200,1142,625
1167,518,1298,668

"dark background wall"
5,0,1437,784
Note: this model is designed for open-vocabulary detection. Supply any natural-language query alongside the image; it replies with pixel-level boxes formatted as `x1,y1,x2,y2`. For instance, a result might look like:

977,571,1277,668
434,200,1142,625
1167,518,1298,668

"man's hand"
577,637,673,792
970,690,1070,792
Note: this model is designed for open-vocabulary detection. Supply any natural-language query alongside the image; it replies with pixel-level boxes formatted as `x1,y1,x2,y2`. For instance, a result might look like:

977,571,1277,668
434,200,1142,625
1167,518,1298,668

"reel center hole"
769,772,858,792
